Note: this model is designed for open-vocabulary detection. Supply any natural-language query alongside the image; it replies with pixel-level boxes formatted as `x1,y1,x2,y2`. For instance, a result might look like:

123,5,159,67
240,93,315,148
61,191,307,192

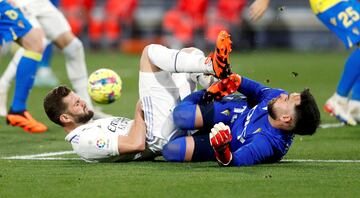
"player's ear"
59,113,71,124
280,114,292,123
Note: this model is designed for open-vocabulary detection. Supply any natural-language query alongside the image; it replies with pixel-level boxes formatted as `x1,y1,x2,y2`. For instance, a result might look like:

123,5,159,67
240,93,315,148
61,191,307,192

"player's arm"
210,123,275,166
117,100,146,154
249,0,271,21
231,134,275,166
237,76,283,103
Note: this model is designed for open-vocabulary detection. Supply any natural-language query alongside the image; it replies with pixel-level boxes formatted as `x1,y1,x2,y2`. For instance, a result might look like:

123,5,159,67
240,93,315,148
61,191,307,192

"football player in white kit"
43,31,233,162
0,0,109,119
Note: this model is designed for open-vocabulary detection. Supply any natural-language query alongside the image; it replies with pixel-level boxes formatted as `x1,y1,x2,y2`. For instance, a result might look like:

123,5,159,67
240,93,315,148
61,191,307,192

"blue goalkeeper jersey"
0,1,32,45
216,78,294,166
310,0,360,48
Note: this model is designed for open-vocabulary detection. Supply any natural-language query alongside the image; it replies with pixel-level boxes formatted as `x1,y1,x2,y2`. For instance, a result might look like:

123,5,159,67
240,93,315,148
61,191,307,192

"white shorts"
139,71,188,153
20,0,71,41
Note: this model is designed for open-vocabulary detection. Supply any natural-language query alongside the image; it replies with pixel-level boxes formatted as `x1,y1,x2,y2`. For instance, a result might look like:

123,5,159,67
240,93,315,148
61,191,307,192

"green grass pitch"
0,50,360,197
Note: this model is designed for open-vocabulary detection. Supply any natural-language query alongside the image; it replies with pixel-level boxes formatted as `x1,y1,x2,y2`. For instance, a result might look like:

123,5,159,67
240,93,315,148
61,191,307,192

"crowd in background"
57,0,249,51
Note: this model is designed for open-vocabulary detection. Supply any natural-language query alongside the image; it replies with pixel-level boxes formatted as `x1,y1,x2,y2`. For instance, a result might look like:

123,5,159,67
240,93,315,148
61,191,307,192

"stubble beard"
267,98,278,120
76,110,94,124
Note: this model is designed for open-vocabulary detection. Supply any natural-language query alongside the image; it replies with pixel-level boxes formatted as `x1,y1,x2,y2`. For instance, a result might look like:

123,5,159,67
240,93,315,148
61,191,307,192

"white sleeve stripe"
142,96,154,141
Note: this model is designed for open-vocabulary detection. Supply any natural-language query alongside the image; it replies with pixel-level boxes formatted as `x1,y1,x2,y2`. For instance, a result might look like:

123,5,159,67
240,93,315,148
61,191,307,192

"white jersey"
65,117,138,163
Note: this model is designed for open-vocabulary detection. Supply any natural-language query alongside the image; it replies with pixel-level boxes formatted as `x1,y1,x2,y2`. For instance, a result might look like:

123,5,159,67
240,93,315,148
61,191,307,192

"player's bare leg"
6,28,48,133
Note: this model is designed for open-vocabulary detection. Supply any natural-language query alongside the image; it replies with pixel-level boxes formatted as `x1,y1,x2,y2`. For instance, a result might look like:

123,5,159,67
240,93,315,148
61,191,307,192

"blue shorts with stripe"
0,1,32,45
316,0,360,48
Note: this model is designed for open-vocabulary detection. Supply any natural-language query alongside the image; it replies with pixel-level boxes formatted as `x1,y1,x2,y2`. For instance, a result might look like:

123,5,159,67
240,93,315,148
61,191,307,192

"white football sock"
333,92,348,104
0,48,25,93
190,73,217,89
62,38,93,110
147,44,214,74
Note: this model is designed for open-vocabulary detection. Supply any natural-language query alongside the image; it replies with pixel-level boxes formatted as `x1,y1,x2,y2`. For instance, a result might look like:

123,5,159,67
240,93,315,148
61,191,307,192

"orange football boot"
210,30,232,79
203,73,241,102
6,111,48,133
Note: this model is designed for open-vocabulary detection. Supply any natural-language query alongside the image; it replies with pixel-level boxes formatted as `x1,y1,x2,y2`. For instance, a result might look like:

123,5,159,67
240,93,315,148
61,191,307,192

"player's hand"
249,0,270,22
209,122,233,166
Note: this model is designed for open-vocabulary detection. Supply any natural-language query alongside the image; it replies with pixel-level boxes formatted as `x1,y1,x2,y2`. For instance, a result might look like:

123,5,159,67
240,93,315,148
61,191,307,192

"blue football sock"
10,51,41,113
162,137,187,162
39,43,53,68
337,48,360,97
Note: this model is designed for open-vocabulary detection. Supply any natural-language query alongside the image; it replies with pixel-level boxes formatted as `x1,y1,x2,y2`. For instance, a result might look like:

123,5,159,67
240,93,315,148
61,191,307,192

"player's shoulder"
65,120,104,139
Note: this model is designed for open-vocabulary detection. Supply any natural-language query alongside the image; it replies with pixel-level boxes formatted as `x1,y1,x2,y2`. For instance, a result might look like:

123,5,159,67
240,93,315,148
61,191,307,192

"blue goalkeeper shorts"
0,1,32,45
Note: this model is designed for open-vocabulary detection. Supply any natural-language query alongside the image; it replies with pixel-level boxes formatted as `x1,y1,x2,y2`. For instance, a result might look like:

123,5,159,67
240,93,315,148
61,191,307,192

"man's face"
268,93,301,120
62,92,94,124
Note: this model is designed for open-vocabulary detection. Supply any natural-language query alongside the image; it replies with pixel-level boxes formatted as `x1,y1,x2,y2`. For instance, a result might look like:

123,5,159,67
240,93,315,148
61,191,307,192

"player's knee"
182,47,204,56
63,38,83,59
140,45,150,64
22,29,45,53
140,45,160,72
173,104,196,129
55,32,77,49
162,137,187,162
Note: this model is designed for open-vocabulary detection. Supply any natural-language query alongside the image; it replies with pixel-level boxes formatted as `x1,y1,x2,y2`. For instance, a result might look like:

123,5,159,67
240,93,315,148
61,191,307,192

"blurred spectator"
163,0,208,48
60,0,94,37
163,0,247,49
102,0,137,47
61,0,137,49
207,0,247,46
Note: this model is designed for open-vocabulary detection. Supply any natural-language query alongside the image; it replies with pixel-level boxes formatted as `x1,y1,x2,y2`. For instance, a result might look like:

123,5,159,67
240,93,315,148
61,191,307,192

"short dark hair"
292,89,321,135
43,86,72,126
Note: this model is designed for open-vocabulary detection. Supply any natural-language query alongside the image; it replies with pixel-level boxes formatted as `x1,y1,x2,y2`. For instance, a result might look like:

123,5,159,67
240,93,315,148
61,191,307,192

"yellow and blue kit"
310,0,360,48
0,0,32,44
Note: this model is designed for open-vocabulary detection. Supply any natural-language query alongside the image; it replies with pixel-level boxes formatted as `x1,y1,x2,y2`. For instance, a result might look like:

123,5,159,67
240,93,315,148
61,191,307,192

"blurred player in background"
42,31,231,162
34,0,60,87
0,0,47,133
0,0,110,121
311,0,360,125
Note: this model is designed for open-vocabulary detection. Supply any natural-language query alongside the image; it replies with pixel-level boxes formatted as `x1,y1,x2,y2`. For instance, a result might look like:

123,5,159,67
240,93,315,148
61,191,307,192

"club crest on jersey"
252,128,262,134
221,109,230,116
17,20,24,28
96,139,106,149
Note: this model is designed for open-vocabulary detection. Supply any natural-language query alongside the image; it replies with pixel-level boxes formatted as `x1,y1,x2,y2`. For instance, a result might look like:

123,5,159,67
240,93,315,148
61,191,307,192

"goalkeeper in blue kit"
163,74,320,166
161,30,321,166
